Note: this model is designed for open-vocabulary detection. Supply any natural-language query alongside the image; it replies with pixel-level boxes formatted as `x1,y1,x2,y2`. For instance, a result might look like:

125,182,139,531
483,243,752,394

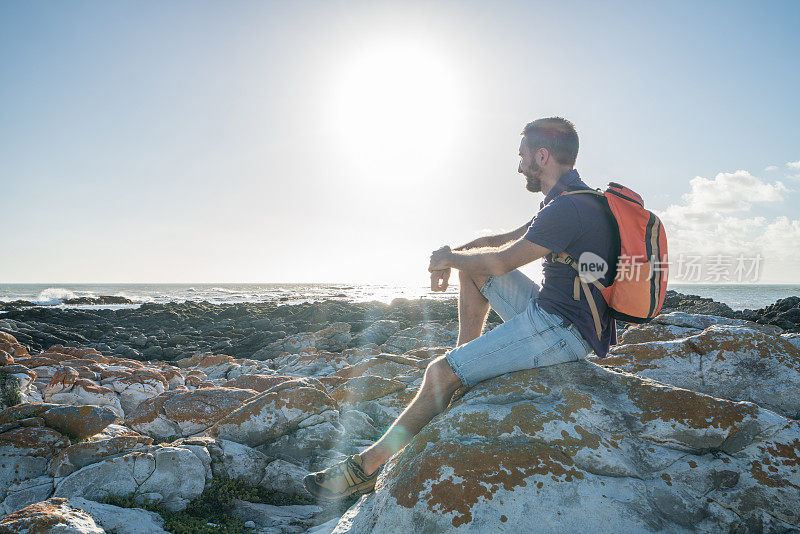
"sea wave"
35,287,79,305
112,291,156,303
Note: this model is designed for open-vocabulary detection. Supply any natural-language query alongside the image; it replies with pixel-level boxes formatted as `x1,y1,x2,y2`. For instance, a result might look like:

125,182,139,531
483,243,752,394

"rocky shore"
1,290,798,367
0,290,799,532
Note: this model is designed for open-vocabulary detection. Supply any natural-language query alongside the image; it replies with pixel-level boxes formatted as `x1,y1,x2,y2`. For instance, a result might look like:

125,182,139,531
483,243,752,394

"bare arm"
430,238,551,278
453,222,531,251
429,222,531,291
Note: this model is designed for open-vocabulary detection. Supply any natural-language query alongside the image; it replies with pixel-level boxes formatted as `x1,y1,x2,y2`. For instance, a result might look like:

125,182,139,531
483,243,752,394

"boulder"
784,332,800,351
661,292,738,318
604,324,800,420
266,322,352,357
223,373,325,393
40,404,118,441
0,351,13,367
332,361,800,533
65,497,168,533
0,332,28,358
167,436,214,480
0,497,167,534
232,500,322,530
186,354,238,380
207,438,271,486
99,368,168,415
380,323,457,354
352,320,402,347
0,364,40,408
44,367,123,418
334,354,426,381
0,497,104,533
329,376,407,408
206,382,337,447
53,445,206,511
0,425,68,504
260,459,312,496
125,387,257,440
258,418,344,468
1,475,54,515
48,433,153,477
273,351,351,377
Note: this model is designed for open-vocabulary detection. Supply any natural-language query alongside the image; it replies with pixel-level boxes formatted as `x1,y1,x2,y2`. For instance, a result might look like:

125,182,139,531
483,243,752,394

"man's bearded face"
518,139,543,193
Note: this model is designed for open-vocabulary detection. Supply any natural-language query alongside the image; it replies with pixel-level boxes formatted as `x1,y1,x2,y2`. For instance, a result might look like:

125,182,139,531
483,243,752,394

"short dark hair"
522,117,579,166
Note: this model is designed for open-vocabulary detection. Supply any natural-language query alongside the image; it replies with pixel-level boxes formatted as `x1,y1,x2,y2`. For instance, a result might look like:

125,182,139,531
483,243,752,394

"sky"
1,0,799,284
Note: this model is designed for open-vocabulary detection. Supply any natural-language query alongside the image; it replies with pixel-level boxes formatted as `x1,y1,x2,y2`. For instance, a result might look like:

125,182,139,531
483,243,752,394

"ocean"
1,283,799,312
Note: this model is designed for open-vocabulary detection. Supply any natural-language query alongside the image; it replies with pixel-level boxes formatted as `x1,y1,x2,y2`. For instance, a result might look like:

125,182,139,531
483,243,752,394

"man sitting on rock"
304,116,618,500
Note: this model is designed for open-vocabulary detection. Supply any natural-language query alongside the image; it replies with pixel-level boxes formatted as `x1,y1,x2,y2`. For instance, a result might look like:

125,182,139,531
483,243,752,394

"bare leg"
457,270,490,346
359,356,463,476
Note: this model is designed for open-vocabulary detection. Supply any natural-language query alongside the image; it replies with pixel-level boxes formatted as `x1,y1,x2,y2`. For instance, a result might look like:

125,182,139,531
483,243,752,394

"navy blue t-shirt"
523,169,617,357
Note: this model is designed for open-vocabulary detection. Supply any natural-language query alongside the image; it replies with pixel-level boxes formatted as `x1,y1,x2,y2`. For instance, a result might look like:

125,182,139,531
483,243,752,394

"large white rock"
380,323,457,354
207,438,270,486
232,499,321,529
0,498,104,533
206,383,337,447
53,445,205,511
0,475,54,515
260,459,312,497
0,497,168,533
125,387,257,440
44,367,124,418
100,368,168,415
66,497,169,534
603,324,800,420
331,361,800,533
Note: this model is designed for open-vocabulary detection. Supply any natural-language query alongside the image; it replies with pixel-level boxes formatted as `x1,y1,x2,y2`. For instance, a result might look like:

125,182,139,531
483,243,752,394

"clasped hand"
429,245,452,292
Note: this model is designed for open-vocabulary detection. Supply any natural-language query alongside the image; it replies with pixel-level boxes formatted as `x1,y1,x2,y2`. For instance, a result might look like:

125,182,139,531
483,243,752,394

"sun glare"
332,41,463,177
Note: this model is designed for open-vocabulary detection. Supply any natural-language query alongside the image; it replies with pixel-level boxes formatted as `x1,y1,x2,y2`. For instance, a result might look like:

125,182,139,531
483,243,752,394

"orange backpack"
548,182,669,340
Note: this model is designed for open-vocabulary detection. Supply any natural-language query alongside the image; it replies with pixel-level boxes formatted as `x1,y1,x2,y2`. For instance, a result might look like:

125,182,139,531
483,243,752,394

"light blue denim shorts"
445,269,594,387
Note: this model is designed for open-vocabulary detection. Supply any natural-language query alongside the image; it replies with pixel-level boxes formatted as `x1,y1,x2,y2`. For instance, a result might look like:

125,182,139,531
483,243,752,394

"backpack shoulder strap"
560,187,604,197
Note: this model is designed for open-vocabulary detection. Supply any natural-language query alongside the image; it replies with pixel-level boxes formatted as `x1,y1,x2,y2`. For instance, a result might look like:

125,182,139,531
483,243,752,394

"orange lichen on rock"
194,354,236,368
0,403,58,427
223,374,325,393
747,422,800,490
335,354,427,380
0,350,14,366
40,404,118,440
0,498,87,532
617,323,697,345
46,345,102,357
13,356,60,369
126,387,257,429
48,433,153,476
622,375,757,429
0,332,28,357
605,339,691,371
101,367,168,389
389,439,583,527
471,367,551,399
47,367,80,389
206,385,336,446
0,426,70,456
689,327,800,370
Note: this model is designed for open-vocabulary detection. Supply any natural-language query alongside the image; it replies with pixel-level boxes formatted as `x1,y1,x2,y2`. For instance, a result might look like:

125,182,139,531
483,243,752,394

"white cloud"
765,165,778,171
658,170,787,225
654,170,798,283
788,160,800,170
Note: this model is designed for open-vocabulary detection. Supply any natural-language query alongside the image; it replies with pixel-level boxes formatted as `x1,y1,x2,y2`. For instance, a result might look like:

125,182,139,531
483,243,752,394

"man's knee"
458,270,489,293
423,356,463,393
